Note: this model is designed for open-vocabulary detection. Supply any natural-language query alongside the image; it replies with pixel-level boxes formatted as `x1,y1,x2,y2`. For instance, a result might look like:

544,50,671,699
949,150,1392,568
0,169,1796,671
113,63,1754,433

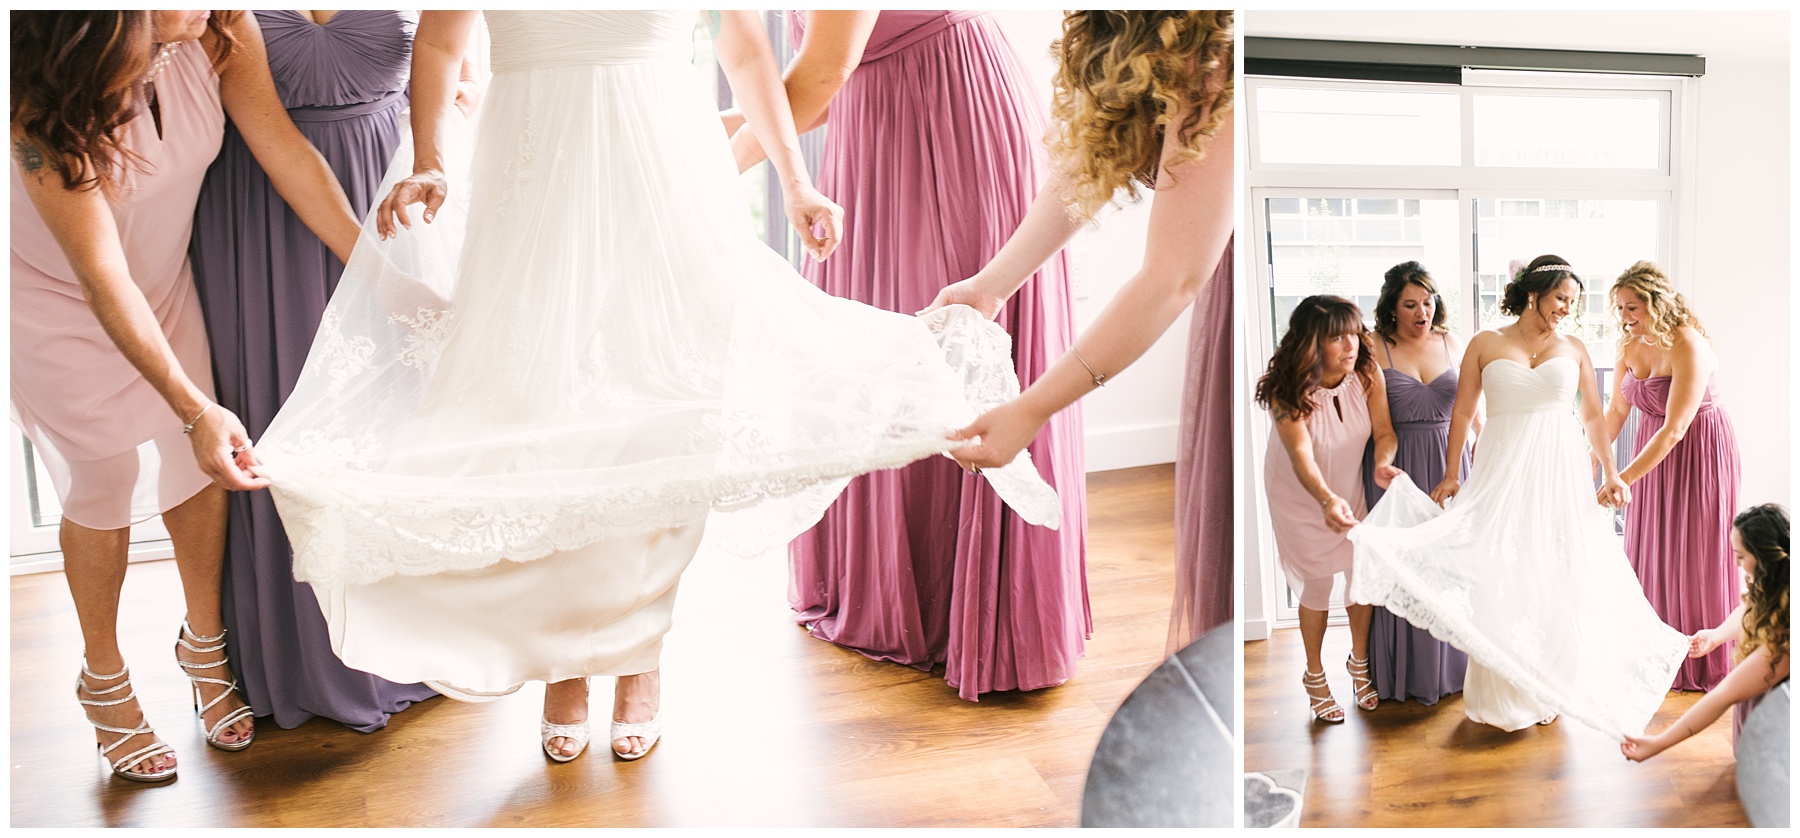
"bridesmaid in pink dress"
1255,296,1400,723
1604,262,1742,691
11,11,358,781
729,11,1087,700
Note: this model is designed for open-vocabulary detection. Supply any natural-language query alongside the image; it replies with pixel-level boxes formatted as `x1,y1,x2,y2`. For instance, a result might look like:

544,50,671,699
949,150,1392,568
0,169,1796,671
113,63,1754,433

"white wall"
995,11,1191,473
1688,57,1790,510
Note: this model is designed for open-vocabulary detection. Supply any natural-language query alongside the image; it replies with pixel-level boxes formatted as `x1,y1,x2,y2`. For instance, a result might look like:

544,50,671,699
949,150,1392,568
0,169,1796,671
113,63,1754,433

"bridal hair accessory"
1529,264,1574,275
181,403,214,435
1072,346,1107,387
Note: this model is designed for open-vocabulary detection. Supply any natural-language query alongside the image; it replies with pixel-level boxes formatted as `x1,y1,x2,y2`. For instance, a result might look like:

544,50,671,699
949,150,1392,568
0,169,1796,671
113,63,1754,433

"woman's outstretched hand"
1372,464,1404,491
947,399,1047,473
1619,732,1668,763
919,277,1008,321
1688,628,1729,658
1596,474,1632,509
1322,496,1358,533
1429,477,1460,507
188,404,269,492
785,185,844,262
374,170,450,240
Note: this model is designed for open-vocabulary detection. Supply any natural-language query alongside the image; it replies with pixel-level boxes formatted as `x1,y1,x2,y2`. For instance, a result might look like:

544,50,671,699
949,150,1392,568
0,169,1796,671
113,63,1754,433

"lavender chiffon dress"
1360,335,1470,705
189,10,436,731
785,11,1090,701
1621,370,1741,691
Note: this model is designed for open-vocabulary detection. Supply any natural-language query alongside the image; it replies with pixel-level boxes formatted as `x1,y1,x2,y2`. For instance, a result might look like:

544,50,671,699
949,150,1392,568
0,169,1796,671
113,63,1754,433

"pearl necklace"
143,42,181,85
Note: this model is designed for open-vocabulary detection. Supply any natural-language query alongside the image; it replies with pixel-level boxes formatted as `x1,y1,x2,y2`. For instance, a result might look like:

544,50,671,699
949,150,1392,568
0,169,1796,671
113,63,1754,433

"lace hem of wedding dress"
1348,479,1688,741
261,302,1061,588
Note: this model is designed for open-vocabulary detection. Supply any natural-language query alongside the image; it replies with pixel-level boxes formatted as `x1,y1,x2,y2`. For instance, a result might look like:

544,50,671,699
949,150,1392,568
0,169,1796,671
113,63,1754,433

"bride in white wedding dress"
251,10,1059,761
1347,256,1687,740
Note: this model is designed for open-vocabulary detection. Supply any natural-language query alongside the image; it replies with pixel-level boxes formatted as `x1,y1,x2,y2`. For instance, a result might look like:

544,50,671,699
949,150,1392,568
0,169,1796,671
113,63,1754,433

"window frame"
1246,69,1693,627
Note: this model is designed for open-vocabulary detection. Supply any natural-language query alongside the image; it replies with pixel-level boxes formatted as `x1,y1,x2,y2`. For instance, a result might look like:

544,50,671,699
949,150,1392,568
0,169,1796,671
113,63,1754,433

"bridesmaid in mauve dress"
1165,237,1234,651
189,10,439,731
733,11,1088,701
1359,263,1470,706
1605,262,1742,692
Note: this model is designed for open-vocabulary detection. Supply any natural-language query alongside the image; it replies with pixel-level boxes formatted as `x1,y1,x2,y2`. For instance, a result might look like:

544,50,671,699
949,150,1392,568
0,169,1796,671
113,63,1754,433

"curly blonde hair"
1048,10,1232,220
1611,261,1707,355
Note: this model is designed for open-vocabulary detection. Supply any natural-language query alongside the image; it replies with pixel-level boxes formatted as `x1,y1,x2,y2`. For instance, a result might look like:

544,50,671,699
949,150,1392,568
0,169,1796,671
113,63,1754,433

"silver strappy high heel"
76,661,177,782
175,620,255,751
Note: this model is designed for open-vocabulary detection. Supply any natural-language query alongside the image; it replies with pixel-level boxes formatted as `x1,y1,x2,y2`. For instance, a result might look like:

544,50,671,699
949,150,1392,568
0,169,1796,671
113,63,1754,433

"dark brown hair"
1255,295,1375,421
1735,503,1789,674
1501,254,1584,318
11,11,240,193
1374,261,1448,342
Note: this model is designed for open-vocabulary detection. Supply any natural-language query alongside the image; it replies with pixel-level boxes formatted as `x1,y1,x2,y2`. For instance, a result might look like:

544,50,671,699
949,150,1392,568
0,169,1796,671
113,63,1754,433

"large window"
1248,69,1686,621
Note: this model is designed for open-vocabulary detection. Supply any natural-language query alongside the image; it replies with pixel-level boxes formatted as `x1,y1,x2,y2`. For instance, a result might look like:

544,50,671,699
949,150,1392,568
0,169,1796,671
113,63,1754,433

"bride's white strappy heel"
610,716,661,760
542,677,591,762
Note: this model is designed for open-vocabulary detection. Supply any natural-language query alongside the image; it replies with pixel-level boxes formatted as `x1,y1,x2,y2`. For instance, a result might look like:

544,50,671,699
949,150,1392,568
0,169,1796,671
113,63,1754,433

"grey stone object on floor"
1245,768,1306,828
1081,626,1234,827
1737,680,1790,828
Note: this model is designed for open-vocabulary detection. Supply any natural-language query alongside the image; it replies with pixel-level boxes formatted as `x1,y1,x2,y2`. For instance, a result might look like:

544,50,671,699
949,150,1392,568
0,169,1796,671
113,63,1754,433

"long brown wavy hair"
11,11,239,193
1734,504,1789,675
1255,296,1375,422
1611,260,1707,355
1049,10,1232,220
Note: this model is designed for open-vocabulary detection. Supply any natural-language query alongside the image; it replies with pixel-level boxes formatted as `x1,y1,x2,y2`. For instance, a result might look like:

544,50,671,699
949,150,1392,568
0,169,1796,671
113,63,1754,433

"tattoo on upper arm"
13,139,45,172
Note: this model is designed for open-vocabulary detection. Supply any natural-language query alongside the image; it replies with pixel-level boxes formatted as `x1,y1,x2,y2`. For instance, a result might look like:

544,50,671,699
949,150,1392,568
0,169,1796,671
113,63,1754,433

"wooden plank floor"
1245,626,1749,827
11,464,1178,828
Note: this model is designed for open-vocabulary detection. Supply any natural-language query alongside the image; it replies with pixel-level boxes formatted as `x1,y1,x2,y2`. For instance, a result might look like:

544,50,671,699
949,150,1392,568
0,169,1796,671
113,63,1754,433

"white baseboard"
1243,618,1271,642
11,540,174,577
1084,422,1178,473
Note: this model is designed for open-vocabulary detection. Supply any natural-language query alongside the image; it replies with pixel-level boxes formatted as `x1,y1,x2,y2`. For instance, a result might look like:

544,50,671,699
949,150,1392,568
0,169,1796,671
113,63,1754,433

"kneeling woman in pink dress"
1256,296,1400,722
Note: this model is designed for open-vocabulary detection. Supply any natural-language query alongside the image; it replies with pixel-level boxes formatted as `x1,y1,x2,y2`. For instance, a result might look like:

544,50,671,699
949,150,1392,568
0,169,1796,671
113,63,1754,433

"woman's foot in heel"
76,659,177,782
1303,668,1345,723
1346,653,1378,711
611,669,661,760
174,619,255,751
541,677,591,762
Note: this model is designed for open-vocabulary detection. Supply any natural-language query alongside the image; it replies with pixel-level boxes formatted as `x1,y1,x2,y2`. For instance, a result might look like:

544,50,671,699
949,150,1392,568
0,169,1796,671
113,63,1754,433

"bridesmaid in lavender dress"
189,10,440,730
1604,261,1742,692
1360,263,1471,706
729,10,1088,700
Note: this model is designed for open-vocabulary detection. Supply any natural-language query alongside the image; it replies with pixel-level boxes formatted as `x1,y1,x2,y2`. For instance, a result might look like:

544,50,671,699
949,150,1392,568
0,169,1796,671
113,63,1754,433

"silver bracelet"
181,403,213,435
1072,346,1107,388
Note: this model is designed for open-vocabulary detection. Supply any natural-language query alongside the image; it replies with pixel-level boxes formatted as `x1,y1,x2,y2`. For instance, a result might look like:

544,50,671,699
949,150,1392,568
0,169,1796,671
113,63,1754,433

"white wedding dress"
255,10,1059,696
1347,356,1687,740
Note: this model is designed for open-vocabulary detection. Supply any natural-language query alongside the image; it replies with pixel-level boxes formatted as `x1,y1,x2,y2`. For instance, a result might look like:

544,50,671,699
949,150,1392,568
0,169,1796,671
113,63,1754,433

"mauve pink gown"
11,41,222,529
1166,237,1234,652
786,10,1090,701
1621,370,1741,691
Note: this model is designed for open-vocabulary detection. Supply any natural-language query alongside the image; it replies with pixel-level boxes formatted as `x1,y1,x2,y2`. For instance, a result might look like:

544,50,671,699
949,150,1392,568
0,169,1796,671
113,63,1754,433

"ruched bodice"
1384,367,1458,431
1621,369,1724,419
1481,356,1579,417
257,11,415,109
485,10,691,73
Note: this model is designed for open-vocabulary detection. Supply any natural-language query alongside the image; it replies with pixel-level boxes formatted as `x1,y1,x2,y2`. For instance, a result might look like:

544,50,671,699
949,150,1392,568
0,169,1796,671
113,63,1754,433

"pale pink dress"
1263,372,1370,610
10,41,223,529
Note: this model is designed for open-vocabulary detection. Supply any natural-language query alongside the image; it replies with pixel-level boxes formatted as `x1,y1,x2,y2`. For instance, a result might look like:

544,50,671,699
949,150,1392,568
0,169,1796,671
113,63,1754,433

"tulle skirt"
257,54,1058,693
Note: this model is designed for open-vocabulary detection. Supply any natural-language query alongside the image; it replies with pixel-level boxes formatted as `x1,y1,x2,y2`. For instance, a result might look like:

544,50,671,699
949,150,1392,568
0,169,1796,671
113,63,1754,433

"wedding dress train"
1347,356,1687,740
255,10,1059,695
